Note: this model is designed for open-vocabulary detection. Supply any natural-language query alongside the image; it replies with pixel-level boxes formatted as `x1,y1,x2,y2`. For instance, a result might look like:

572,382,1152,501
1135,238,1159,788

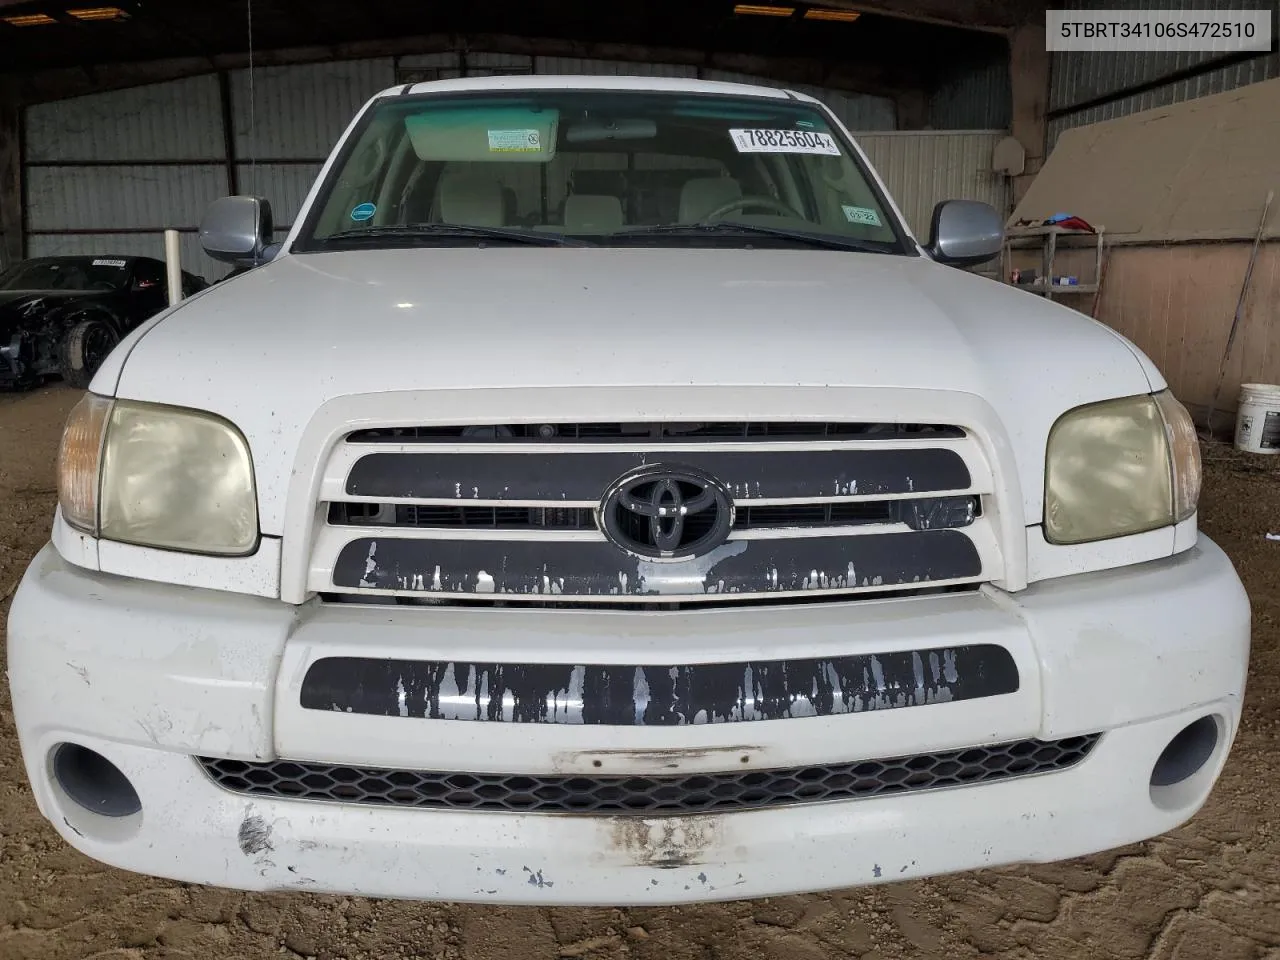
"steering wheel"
702,195,803,222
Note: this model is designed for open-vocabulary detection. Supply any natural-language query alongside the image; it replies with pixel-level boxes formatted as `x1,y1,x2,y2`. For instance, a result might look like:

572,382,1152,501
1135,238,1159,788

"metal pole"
164,228,182,307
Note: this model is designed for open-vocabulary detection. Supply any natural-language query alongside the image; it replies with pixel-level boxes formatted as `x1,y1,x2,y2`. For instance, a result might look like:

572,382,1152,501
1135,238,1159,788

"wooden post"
1009,22,1049,205
0,81,22,271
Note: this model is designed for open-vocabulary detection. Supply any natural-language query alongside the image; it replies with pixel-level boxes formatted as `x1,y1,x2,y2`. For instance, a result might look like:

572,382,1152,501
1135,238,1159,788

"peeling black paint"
332,530,982,597
299,645,1019,724
344,448,971,501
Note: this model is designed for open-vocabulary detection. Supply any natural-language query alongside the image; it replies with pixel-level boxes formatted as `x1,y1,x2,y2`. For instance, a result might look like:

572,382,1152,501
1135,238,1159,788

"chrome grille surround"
308,419,1005,606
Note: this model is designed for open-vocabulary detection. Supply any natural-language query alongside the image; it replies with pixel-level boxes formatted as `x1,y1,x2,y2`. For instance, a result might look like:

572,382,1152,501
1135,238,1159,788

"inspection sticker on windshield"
488,128,542,153
92,258,127,268
730,128,840,156
842,205,882,226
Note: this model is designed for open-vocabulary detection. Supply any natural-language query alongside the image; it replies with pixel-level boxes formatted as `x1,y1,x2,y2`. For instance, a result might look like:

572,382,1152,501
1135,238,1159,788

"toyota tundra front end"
6,75,1249,905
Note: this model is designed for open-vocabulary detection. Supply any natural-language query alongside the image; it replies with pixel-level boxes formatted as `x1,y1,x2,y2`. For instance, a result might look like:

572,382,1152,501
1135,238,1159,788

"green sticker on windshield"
488,129,542,153
842,205,882,226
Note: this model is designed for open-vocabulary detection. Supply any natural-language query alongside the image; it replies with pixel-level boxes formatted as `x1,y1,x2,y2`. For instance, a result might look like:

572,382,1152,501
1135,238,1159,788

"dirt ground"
0,384,1277,960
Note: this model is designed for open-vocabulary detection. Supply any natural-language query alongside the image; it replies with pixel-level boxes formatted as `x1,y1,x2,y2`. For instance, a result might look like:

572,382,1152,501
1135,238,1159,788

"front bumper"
7,538,1251,904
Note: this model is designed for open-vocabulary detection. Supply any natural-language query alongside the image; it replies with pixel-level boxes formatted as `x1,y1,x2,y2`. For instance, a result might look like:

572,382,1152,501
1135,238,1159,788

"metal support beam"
792,0,1043,33
1009,22,1049,203
0,0,1042,28
0,80,22,270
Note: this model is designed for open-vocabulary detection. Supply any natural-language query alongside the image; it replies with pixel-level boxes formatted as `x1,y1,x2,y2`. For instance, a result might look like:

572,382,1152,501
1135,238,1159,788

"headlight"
57,395,258,555
1044,390,1200,545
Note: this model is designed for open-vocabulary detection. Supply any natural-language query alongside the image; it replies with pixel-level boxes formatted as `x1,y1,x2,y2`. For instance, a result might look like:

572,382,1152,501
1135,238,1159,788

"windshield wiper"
317,224,590,248
613,222,894,254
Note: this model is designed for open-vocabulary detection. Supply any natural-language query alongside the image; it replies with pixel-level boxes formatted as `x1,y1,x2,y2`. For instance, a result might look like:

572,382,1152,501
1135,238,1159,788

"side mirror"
199,196,275,266
926,199,1003,267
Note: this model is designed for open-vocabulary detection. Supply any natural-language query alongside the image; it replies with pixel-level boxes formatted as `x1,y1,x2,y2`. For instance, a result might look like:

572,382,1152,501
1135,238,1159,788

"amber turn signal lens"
1154,390,1201,522
57,393,112,534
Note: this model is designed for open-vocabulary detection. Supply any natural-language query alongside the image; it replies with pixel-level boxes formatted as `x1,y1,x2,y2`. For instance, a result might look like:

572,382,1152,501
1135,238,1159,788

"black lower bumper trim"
300,644,1020,725
197,735,1100,815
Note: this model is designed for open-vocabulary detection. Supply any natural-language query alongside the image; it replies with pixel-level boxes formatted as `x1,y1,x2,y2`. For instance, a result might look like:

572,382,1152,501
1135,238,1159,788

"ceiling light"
804,7,861,21
734,4,796,16
3,13,57,25
66,6,129,20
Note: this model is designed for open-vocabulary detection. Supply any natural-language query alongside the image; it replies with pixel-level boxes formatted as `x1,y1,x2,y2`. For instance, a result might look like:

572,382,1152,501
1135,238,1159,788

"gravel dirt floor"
1,383,1278,960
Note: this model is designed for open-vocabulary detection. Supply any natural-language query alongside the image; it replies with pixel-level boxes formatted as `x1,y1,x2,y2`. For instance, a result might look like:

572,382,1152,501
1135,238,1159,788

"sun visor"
404,107,560,163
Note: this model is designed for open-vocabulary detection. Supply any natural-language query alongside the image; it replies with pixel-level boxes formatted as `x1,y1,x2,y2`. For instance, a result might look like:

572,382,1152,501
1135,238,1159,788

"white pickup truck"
7,75,1250,905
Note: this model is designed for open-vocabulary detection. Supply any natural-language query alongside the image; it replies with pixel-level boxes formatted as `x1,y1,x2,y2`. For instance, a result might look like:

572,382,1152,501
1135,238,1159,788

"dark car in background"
0,255,207,390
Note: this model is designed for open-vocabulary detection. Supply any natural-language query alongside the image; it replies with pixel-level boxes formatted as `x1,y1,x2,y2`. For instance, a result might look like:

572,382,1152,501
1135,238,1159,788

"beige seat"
679,177,743,222
438,173,506,227
563,194,624,232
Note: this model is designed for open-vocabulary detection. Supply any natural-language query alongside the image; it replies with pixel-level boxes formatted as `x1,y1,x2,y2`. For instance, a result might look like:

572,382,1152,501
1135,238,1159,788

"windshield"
296,90,909,254
0,257,131,292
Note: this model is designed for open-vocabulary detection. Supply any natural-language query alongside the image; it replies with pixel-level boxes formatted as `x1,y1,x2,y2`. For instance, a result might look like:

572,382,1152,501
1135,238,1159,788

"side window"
132,260,164,291
313,111,401,235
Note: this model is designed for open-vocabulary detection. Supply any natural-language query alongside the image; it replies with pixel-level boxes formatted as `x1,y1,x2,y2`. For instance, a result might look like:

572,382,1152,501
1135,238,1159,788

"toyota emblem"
598,465,735,560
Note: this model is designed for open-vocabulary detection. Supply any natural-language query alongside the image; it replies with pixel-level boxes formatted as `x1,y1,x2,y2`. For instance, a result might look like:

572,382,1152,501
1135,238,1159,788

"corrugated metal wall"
1049,52,1280,147
1049,0,1273,110
24,75,227,278
928,57,1011,130
538,57,695,78
699,69,896,130
228,59,394,161
21,50,1002,280
24,75,224,162
855,132,1011,239
1048,0,1278,148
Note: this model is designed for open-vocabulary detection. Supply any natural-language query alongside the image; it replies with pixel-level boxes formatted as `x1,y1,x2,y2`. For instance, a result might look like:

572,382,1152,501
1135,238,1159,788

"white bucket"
1235,383,1280,454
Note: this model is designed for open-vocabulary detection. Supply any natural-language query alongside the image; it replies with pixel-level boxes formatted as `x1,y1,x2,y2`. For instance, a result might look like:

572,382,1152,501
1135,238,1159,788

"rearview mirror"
566,118,658,142
926,199,1003,267
199,196,275,266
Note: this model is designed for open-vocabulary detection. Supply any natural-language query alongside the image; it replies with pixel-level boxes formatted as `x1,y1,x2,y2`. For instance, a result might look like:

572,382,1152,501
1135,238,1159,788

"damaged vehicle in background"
5,76,1251,906
0,255,207,390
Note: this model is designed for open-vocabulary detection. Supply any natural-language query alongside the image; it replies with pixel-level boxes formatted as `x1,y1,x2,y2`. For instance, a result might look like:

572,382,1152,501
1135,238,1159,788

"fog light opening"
1149,715,1224,812
1151,716,1218,787
52,743,142,818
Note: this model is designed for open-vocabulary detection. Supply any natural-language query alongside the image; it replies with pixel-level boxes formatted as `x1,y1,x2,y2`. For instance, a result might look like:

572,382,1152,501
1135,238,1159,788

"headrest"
679,177,743,222
438,173,505,227
563,194,624,232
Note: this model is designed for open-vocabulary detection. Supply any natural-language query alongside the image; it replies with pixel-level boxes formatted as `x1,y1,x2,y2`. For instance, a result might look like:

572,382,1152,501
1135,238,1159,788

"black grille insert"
197,735,1099,815
327,496,979,531
346,421,966,444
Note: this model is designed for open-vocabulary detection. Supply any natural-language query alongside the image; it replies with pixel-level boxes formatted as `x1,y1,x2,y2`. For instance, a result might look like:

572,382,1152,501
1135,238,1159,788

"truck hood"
105,248,1161,533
